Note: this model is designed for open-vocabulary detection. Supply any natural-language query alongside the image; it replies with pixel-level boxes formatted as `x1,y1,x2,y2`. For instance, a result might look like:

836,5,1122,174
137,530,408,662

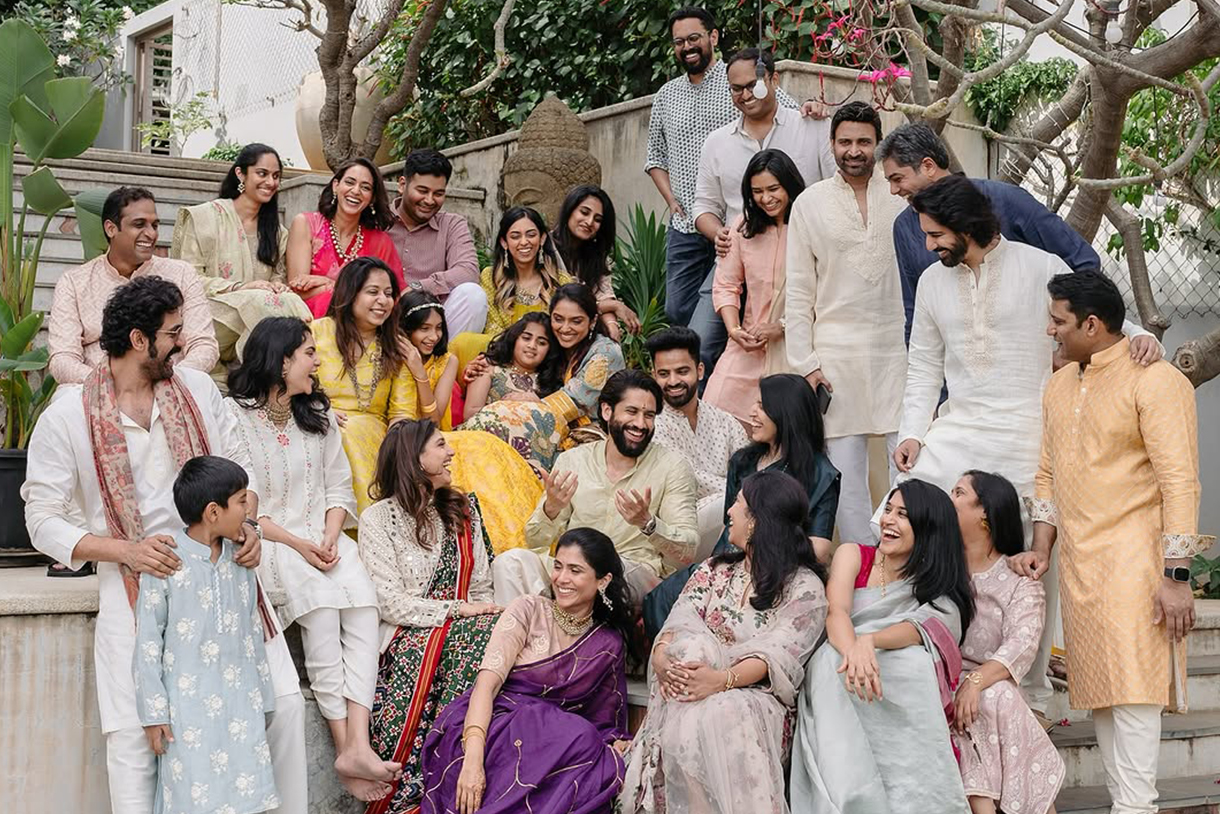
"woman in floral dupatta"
791,479,977,814
420,528,637,814
358,420,503,814
621,471,829,814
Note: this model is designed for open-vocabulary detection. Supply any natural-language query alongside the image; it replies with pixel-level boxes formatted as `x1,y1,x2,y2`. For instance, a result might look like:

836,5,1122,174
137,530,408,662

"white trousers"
491,547,659,609
1093,704,1163,814
826,433,897,545
105,634,308,814
1022,546,1059,715
443,282,490,336
294,606,380,720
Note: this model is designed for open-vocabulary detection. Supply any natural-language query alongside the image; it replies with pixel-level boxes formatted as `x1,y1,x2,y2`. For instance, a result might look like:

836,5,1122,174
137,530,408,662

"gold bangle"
461,724,487,751
413,375,429,383
966,671,982,686
724,667,738,692
421,401,437,414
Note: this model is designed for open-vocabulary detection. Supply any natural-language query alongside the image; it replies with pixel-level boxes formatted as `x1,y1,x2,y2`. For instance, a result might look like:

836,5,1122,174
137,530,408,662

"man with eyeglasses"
644,6,805,335
48,185,219,385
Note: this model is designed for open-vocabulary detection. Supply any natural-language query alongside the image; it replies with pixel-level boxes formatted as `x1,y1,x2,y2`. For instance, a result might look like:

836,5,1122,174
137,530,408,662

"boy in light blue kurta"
134,455,280,814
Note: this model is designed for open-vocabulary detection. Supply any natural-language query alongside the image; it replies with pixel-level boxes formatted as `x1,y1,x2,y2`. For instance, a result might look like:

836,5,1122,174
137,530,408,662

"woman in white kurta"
227,316,399,803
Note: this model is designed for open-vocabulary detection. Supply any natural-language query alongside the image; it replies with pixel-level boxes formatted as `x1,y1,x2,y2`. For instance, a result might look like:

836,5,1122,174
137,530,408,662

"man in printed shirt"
493,370,699,608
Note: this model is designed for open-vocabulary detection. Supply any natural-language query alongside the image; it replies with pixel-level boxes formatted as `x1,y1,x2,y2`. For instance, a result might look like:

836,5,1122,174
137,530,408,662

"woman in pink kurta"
705,150,805,425
286,156,404,318
951,471,1063,814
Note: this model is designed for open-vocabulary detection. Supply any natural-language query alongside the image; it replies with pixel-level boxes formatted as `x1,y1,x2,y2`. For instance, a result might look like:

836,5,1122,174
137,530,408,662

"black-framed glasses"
672,33,706,48
729,83,758,98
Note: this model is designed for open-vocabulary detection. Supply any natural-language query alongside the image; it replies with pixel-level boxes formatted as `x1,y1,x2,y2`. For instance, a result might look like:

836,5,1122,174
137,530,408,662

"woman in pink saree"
286,157,404,318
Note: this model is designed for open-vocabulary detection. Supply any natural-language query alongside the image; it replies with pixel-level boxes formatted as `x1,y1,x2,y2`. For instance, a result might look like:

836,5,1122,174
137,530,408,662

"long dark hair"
397,290,448,360
549,282,606,375
554,527,639,661
740,149,806,239
733,374,826,493
552,184,616,291
714,471,826,610
317,157,395,231
327,257,404,375
219,143,283,267
228,317,330,435
370,420,468,549
890,479,975,639
490,206,563,312
484,312,564,395
962,470,1025,558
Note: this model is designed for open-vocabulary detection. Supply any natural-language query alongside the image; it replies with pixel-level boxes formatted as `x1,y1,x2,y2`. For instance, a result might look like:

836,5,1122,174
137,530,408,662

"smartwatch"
641,517,658,537
1164,566,1191,583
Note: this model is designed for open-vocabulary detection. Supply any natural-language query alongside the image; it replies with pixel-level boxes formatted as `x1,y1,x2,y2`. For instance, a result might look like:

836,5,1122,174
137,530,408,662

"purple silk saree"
420,624,630,814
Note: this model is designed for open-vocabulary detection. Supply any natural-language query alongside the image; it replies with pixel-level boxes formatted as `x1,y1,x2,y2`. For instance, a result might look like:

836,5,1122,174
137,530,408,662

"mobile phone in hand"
815,383,832,415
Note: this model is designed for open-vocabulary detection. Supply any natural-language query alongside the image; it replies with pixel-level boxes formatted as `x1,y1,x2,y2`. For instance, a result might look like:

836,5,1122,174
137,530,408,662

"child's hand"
144,724,173,755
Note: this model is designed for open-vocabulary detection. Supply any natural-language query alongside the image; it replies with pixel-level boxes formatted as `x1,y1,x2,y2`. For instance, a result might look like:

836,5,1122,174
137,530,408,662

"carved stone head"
501,95,601,227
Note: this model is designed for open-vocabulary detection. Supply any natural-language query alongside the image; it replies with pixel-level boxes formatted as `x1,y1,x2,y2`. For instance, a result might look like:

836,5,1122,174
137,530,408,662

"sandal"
47,561,95,578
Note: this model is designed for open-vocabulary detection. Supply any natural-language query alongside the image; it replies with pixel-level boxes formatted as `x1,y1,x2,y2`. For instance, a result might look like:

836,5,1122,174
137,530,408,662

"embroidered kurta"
1034,337,1211,710
651,400,748,503
706,218,791,421
133,532,279,814
227,403,375,628
953,557,1063,813
784,170,908,438
47,254,219,384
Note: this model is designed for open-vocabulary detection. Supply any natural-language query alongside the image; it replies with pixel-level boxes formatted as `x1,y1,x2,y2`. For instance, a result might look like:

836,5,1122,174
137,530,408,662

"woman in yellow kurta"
392,291,544,552
450,206,571,368
170,143,312,384
313,257,412,515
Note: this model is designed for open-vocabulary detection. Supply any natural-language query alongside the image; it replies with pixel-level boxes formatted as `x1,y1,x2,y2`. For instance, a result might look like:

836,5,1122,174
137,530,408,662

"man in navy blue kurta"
878,123,1099,342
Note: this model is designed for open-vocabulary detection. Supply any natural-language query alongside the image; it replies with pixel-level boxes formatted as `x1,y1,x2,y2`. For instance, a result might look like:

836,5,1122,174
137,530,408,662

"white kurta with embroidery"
226,402,376,629
784,170,908,439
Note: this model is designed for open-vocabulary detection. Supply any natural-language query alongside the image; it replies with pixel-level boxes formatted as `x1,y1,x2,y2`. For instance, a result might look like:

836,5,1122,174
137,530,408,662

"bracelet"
421,400,437,414
413,374,429,383
965,671,982,686
461,724,487,751
724,667,738,692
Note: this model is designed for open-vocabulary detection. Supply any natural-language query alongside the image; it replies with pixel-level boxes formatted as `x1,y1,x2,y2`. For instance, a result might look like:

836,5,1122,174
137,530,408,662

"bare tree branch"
351,0,408,65
1173,325,1220,388
460,0,517,97
226,0,325,38
1104,198,1171,338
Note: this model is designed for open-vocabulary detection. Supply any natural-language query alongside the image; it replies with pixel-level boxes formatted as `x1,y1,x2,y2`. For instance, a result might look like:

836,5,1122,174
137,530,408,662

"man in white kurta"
785,102,908,544
889,175,1162,715
23,281,307,814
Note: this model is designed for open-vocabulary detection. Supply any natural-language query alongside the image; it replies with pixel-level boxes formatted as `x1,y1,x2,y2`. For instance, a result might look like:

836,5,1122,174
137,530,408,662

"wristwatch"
641,516,658,536
243,518,263,539
1164,566,1191,583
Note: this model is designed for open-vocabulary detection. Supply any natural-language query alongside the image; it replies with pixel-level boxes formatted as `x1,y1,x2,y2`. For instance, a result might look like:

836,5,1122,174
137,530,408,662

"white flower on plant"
56,54,72,68
62,29,77,42
63,15,80,30
122,6,135,21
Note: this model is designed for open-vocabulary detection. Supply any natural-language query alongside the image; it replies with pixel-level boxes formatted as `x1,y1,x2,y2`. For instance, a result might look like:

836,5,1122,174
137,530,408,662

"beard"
835,153,874,178
143,344,178,382
661,381,695,410
608,418,653,459
936,233,969,267
678,46,712,75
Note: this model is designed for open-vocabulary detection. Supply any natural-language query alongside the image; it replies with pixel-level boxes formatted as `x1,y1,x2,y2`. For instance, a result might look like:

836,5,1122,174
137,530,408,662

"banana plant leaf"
18,165,71,216
74,187,110,260
11,77,104,164
0,19,54,151
1,310,43,358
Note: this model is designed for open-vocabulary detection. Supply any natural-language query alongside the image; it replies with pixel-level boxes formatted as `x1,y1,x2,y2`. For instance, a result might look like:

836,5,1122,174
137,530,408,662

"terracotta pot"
295,67,394,171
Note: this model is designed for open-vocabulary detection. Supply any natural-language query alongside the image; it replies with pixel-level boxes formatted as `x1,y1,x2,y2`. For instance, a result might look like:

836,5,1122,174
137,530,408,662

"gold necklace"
265,400,293,429
873,551,889,596
550,600,593,636
329,218,365,264
347,342,384,412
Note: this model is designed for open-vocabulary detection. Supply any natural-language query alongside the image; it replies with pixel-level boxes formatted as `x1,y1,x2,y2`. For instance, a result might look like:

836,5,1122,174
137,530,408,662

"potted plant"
0,19,107,563
613,205,670,373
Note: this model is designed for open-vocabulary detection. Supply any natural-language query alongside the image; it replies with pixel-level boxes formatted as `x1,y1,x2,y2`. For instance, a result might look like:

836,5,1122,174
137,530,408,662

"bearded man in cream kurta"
785,101,907,544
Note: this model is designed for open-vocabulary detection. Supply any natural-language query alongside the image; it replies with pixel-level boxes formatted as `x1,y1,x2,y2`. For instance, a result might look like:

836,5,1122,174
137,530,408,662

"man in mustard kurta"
1012,270,1213,814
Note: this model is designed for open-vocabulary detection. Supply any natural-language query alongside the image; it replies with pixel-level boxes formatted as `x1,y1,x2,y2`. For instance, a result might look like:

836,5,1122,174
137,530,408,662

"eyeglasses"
155,326,185,339
729,83,758,98
671,33,706,48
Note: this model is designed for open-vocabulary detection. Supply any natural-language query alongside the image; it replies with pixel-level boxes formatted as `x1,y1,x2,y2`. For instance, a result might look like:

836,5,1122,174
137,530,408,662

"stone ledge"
0,566,99,616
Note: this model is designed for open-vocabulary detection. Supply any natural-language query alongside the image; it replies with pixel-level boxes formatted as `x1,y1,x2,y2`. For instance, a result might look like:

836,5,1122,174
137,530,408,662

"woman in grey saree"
622,471,829,814
791,479,977,814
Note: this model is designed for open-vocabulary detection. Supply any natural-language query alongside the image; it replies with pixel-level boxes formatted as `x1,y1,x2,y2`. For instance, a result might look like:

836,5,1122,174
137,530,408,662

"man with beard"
49,186,218,385
889,176,1160,721
493,370,699,606
646,327,747,556
644,6,803,332
23,276,310,814
877,123,1101,344
784,101,908,545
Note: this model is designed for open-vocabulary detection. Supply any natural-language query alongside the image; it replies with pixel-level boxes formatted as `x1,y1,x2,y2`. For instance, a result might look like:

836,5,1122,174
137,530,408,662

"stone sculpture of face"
503,169,564,226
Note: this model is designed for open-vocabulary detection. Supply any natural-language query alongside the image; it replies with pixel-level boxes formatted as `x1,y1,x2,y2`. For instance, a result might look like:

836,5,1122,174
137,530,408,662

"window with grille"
133,25,174,156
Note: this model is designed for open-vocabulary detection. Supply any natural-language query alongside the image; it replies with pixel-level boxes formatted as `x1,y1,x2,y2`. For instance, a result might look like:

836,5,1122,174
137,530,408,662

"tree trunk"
1103,198,1170,339
1173,325,1220,389
1064,73,1127,242
998,69,1090,185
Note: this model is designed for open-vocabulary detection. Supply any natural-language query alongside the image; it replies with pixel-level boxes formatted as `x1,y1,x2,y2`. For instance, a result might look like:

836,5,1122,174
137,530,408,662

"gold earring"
237,180,246,194
981,517,990,534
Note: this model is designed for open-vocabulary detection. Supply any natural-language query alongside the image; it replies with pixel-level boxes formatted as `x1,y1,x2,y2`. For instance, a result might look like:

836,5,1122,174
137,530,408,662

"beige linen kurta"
784,170,907,438
1034,337,1212,711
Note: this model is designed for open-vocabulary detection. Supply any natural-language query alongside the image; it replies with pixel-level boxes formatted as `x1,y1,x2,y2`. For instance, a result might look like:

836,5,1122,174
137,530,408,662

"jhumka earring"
598,584,613,610
238,181,246,194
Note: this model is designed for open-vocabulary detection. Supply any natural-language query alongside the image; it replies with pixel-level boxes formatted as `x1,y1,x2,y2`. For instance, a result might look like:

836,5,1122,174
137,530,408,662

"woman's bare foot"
334,745,402,782
340,775,392,803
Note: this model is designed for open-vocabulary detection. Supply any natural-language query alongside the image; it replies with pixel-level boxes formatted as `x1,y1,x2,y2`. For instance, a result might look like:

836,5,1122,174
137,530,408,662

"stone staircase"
1053,600,1220,813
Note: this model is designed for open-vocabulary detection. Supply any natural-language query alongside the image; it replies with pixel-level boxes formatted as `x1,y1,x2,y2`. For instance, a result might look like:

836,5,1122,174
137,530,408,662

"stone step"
12,161,222,196
1057,773,1220,813
1053,711,1220,789
1194,601,1220,658
1047,656,1220,724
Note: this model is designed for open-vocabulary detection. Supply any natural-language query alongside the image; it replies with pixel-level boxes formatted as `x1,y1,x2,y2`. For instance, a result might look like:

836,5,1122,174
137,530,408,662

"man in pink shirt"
48,186,218,384
387,149,488,334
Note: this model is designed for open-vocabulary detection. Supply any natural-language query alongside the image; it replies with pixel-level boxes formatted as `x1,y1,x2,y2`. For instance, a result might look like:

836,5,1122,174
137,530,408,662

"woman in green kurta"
171,143,311,384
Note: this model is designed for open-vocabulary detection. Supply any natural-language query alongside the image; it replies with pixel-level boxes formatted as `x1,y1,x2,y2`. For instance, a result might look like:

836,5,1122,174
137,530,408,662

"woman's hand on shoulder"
462,354,490,385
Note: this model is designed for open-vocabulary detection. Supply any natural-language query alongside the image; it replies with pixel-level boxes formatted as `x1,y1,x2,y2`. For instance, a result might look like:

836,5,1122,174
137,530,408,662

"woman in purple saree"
420,527,636,814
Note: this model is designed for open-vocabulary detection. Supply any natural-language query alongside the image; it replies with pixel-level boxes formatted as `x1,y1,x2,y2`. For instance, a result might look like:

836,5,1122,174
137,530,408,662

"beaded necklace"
329,218,365,264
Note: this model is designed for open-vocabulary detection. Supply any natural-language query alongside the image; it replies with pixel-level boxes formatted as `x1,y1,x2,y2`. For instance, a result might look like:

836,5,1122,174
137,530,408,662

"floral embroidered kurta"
621,560,828,814
1034,337,1212,710
227,403,375,628
133,532,279,814
784,169,908,438
953,557,1063,812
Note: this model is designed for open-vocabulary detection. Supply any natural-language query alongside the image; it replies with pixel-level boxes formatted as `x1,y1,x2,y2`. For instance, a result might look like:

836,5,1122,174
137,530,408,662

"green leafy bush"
10,0,162,90
1192,553,1220,600
613,205,669,372
963,29,1077,134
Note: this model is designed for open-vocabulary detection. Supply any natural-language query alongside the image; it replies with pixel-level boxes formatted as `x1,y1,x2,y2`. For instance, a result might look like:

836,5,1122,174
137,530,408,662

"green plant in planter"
1,19,108,448
613,205,669,373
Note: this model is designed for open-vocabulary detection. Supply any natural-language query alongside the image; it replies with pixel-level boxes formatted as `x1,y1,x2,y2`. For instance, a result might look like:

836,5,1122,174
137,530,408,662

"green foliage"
1191,553,1220,600
1,19,109,447
201,142,243,164
612,205,669,372
136,90,213,154
963,29,1077,134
